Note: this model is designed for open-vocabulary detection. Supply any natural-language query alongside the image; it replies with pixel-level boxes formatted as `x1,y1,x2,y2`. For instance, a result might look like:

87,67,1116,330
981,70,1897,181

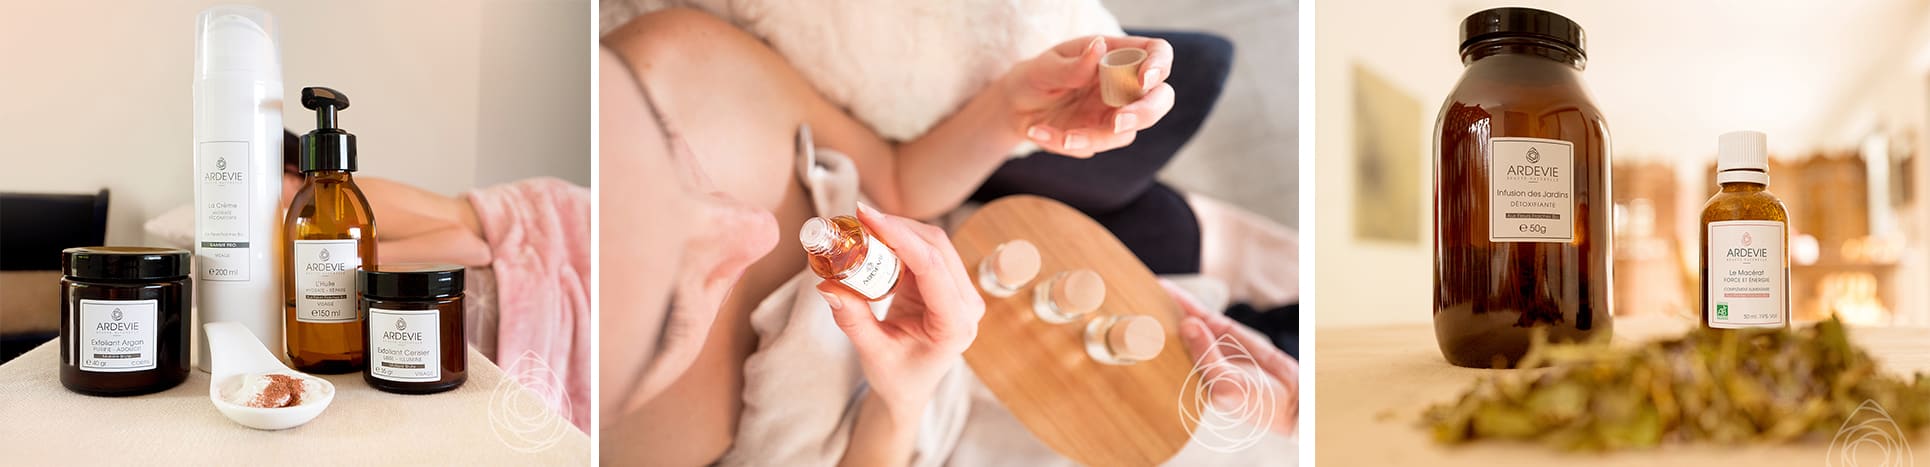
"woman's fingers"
1165,279,1297,388
1160,278,1215,321
1179,316,1217,363
900,218,981,320
1025,83,1172,157
901,211,983,347
853,203,978,346
1115,82,1175,133
1182,317,1249,412
854,202,940,273
818,281,883,349
1028,35,1108,90
1053,129,1135,159
1131,37,1175,92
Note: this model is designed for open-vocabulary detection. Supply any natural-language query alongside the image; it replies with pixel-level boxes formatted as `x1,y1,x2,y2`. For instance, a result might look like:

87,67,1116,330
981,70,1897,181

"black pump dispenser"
299,86,356,173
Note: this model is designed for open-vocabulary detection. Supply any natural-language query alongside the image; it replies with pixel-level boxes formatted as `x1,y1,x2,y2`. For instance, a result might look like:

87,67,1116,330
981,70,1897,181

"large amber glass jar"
1434,7,1613,368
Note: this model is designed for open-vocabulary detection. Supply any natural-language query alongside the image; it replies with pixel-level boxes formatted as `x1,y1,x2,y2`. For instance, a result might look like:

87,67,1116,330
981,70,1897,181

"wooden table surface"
0,341,589,465
1315,315,1930,466
953,195,1197,467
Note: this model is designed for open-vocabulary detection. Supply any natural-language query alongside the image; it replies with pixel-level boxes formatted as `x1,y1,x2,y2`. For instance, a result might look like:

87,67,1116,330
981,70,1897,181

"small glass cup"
1033,269,1105,323
977,239,1041,298
1084,314,1165,365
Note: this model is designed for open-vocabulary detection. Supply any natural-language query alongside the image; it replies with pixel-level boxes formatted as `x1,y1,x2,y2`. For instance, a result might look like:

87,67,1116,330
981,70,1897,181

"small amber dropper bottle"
284,86,378,373
801,216,904,301
1699,131,1790,329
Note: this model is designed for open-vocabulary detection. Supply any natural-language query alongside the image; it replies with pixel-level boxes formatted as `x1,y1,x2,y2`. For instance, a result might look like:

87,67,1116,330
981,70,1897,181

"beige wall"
1312,0,1461,328
1316,0,1930,327
0,0,589,246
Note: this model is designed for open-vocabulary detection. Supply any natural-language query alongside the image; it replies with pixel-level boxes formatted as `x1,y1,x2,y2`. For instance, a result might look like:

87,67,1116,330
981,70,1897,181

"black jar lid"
1460,7,1585,56
61,246,191,281
358,264,464,300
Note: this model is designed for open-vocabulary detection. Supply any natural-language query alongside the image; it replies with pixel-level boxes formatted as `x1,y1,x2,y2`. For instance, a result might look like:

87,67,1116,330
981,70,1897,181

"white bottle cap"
1716,130,1769,185
196,6,281,81
799,217,837,254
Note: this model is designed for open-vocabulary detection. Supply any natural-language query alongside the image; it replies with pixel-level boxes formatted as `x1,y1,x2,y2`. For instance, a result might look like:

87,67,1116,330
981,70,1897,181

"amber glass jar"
59,247,192,396
358,264,465,394
1434,7,1613,368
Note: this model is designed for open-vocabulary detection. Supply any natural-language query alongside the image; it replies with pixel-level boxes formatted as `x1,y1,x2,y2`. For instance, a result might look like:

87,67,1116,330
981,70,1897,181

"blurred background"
1317,0,1930,328
1108,0,1299,228
0,0,588,359
0,0,590,246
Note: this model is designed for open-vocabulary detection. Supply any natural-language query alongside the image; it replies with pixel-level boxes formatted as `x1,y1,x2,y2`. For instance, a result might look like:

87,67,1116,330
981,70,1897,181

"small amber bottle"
1699,131,1790,329
801,216,904,301
284,87,377,373
359,264,466,394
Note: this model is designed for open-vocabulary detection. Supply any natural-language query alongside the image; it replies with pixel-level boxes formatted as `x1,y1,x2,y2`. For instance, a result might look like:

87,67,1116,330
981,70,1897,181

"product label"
369,308,440,383
1488,137,1575,243
197,141,252,281
294,239,362,323
76,299,158,372
841,236,903,300
1707,221,1787,328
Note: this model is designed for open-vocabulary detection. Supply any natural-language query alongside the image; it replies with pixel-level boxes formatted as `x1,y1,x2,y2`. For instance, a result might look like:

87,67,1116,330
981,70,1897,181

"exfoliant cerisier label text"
1488,137,1575,243
369,308,440,383
842,236,903,300
77,299,158,372
1707,220,1787,328
294,239,361,323
197,141,252,282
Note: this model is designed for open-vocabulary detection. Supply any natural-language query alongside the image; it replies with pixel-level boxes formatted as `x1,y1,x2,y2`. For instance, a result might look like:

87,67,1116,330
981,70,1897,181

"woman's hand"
818,203,985,417
1164,280,1300,436
1001,35,1177,158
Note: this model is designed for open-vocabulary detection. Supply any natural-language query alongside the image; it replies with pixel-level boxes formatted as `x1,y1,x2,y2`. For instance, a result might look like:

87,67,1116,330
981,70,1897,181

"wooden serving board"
951,195,1196,466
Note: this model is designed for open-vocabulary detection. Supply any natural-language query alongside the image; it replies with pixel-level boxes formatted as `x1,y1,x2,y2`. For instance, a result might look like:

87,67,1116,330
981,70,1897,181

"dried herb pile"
1424,317,1930,450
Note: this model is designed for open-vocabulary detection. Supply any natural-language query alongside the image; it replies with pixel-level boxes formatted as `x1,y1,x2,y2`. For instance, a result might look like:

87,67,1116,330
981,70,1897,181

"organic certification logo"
1176,334,1276,453
1827,399,1913,466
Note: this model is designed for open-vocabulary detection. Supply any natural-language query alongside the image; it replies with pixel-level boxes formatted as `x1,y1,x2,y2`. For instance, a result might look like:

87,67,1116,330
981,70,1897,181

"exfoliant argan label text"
77,299,158,372
197,141,252,281
1707,220,1786,328
369,308,440,382
293,239,361,323
1488,137,1575,243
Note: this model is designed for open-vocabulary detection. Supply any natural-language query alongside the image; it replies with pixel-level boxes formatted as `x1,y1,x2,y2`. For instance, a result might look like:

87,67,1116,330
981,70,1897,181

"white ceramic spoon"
204,322,334,430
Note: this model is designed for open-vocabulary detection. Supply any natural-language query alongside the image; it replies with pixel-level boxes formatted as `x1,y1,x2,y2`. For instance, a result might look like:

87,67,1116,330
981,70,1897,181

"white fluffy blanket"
600,0,1124,142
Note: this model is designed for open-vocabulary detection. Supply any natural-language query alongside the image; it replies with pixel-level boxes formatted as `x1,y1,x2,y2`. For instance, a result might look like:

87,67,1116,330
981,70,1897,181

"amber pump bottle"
1433,7,1612,368
284,87,377,373
1699,131,1789,329
801,216,904,301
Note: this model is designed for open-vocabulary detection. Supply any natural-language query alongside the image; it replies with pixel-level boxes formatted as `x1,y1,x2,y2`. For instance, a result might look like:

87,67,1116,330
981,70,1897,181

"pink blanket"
465,177,592,432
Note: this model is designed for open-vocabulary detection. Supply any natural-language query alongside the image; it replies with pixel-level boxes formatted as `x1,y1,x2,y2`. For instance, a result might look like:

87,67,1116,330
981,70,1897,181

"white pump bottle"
194,5,286,370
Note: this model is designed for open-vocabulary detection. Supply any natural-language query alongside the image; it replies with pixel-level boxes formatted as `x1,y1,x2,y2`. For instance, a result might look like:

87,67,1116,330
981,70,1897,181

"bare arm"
806,84,1026,220
808,36,1177,220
